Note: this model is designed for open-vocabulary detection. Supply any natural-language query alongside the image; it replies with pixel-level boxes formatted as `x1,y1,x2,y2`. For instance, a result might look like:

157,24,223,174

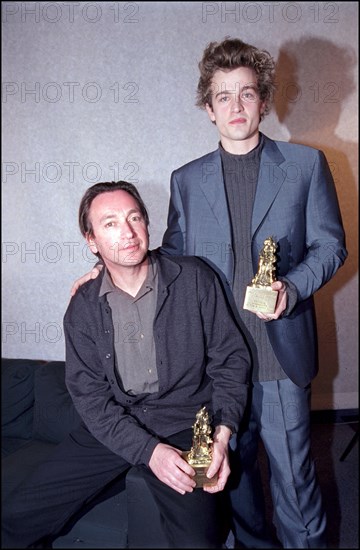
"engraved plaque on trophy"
243,237,278,314
182,406,217,488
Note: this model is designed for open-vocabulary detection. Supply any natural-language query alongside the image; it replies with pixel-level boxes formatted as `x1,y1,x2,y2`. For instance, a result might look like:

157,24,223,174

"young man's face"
205,66,266,154
86,190,149,270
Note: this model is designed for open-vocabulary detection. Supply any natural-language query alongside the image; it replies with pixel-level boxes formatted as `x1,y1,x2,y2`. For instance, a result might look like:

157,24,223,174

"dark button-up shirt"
64,253,250,466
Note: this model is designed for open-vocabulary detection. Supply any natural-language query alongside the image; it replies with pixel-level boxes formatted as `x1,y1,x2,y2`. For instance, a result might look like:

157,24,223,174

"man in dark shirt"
2,180,250,549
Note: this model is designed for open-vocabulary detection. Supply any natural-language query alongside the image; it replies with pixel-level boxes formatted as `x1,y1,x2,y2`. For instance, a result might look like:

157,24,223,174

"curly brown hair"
196,37,276,118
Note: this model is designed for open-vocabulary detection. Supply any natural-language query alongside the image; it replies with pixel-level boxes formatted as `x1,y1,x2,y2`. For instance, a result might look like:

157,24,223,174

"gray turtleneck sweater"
220,136,287,382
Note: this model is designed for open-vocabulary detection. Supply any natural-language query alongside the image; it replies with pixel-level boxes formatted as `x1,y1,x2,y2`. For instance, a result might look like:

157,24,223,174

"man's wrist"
278,276,298,316
213,424,233,444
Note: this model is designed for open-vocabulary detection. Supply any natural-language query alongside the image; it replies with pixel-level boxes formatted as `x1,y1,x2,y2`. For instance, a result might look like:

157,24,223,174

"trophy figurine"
243,236,279,314
182,406,217,488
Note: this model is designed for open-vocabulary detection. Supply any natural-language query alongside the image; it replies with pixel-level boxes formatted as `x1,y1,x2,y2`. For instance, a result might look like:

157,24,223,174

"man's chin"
122,251,148,265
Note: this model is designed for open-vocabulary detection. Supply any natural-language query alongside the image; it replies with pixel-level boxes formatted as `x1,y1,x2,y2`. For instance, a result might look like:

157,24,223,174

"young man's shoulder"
269,135,323,158
172,149,220,176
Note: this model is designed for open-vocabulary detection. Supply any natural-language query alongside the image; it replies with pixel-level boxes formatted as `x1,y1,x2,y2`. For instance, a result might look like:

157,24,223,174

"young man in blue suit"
161,38,347,548
71,38,347,549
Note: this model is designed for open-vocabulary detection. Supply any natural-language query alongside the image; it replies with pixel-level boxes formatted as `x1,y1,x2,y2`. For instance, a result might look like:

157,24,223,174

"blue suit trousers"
228,379,327,548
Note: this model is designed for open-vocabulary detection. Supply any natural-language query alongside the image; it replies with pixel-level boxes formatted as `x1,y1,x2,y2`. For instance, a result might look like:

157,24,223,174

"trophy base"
182,452,218,488
243,286,278,314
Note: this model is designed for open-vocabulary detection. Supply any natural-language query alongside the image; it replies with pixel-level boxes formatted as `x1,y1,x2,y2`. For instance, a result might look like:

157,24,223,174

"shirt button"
143,408,147,413
105,353,111,359
140,334,144,339
148,369,152,373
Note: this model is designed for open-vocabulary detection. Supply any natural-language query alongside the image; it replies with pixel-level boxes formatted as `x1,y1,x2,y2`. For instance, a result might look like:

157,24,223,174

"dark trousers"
2,423,222,549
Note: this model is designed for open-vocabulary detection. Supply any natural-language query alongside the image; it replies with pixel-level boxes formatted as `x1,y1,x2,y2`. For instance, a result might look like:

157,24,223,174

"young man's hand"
70,264,103,296
253,280,288,322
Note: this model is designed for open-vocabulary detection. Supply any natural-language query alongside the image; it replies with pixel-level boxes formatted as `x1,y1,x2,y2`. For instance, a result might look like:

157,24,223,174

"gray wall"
2,1,358,410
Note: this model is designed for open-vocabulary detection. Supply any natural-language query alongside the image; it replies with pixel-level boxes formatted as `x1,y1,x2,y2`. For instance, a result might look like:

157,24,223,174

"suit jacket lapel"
199,150,230,236
252,136,286,237
196,141,288,258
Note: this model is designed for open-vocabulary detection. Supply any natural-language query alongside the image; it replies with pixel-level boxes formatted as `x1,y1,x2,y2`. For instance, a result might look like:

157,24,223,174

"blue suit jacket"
162,134,347,387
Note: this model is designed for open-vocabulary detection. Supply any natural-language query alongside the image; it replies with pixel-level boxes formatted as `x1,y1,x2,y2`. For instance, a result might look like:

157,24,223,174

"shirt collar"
219,132,264,161
99,251,157,299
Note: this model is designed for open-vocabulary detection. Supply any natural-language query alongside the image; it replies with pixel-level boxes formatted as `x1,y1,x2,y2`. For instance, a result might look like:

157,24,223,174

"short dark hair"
78,181,149,238
196,37,276,117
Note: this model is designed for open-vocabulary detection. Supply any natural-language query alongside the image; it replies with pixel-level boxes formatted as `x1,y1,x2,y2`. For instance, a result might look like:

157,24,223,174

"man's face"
205,66,266,154
86,190,149,270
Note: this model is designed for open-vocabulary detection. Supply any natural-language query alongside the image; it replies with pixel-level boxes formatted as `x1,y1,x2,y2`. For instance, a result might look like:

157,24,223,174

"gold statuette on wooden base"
243,237,278,314
182,406,217,489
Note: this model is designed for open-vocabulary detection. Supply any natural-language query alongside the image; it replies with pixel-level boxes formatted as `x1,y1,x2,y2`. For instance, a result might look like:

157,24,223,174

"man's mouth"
123,242,138,251
229,117,247,124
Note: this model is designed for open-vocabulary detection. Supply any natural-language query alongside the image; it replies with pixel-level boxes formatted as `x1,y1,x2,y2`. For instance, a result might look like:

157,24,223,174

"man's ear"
86,233,98,255
205,102,216,123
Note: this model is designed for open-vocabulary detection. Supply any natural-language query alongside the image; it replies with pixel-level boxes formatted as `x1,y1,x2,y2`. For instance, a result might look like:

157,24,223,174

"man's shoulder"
64,272,103,323
265,134,322,159
172,149,220,176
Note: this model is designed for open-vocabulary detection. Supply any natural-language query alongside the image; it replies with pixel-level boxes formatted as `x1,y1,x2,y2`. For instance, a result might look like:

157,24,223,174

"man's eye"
219,95,229,102
105,222,114,228
242,91,258,101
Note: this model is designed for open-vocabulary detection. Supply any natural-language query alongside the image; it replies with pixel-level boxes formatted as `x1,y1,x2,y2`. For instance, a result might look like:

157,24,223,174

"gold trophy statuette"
182,406,217,489
243,237,278,314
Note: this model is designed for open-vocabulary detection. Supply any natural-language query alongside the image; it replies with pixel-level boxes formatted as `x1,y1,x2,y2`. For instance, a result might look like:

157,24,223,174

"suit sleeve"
285,150,347,300
161,171,185,255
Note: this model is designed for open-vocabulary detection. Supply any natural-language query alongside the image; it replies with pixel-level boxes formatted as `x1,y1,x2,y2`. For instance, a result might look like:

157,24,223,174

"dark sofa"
1,358,167,549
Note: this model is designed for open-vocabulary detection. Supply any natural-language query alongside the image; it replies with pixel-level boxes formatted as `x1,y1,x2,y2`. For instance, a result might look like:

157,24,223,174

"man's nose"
232,95,244,112
121,221,135,238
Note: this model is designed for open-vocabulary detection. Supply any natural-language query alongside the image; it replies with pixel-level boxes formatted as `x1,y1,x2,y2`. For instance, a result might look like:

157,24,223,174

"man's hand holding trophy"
243,236,279,315
182,406,218,489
